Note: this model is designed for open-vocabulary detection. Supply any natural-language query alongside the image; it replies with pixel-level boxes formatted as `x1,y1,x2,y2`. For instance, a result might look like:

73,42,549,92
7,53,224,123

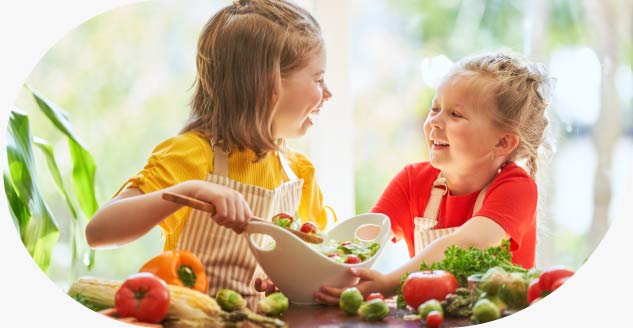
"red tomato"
426,310,444,328
401,270,458,309
115,272,170,323
366,292,385,301
340,241,352,246
538,266,574,292
300,222,318,234
551,276,570,291
527,278,543,304
345,254,361,264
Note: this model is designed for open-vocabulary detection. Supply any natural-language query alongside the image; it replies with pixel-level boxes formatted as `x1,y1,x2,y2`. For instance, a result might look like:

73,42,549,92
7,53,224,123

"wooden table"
281,299,474,328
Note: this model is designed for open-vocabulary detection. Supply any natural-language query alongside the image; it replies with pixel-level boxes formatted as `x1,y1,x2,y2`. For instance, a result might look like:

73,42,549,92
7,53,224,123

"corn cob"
67,277,285,328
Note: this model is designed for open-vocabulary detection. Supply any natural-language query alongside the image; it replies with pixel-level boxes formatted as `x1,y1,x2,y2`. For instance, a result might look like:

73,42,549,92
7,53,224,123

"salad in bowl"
245,212,391,305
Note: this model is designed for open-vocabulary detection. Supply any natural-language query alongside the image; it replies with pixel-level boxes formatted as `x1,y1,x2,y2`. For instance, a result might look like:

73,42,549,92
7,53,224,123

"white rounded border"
0,0,629,327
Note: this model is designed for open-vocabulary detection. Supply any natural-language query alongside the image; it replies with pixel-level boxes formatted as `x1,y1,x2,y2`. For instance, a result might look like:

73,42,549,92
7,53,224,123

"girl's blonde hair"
448,51,553,179
182,0,323,159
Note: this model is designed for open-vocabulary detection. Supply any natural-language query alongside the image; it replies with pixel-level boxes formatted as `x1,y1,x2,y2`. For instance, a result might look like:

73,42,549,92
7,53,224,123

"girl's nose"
322,83,332,101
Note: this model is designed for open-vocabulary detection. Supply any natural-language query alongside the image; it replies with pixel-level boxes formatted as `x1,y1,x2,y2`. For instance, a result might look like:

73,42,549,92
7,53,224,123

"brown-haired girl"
86,0,332,308
315,51,553,303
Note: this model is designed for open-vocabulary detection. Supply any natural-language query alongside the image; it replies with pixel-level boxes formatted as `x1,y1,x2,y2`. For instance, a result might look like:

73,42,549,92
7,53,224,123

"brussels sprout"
216,288,245,312
257,292,289,317
339,287,364,315
358,299,390,321
471,299,500,323
499,272,529,310
480,267,508,295
479,292,507,314
417,299,443,319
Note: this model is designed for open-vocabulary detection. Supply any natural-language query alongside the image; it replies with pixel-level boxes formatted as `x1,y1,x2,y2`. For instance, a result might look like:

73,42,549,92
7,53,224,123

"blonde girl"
87,0,332,308
315,51,552,303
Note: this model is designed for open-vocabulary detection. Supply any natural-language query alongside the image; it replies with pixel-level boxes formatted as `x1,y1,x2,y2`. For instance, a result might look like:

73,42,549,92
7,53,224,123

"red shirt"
371,161,537,269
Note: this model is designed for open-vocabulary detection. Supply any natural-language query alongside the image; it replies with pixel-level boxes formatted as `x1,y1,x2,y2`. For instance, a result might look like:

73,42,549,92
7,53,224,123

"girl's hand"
190,181,253,234
313,268,393,305
255,277,279,296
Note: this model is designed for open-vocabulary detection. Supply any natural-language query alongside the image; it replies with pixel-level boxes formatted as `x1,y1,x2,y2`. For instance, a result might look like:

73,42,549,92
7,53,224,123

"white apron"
176,147,303,309
413,173,488,254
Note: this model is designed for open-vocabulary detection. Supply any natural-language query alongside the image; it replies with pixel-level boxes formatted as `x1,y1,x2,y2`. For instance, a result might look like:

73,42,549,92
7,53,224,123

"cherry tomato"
300,222,318,234
551,276,570,291
527,278,543,304
340,241,352,246
366,292,385,301
425,310,444,328
115,272,170,323
401,270,458,309
345,254,361,264
538,266,574,292
272,212,294,221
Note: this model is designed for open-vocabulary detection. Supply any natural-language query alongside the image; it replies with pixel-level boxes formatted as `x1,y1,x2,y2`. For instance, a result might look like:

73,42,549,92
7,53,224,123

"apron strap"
421,174,448,220
278,151,298,181
213,146,230,177
422,172,491,221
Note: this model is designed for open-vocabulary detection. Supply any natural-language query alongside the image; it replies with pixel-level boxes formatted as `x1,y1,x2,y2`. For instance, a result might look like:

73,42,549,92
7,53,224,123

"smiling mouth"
431,140,449,148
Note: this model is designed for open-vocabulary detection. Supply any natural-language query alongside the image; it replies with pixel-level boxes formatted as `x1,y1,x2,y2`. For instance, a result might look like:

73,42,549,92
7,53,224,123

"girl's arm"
85,180,253,249
314,216,507,304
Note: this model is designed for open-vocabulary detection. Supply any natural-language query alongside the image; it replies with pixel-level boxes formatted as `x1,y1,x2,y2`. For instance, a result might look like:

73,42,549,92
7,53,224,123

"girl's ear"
494,133,520,156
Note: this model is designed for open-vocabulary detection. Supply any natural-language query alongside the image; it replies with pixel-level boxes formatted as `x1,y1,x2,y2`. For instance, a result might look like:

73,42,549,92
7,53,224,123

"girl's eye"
316,78,324,84
451,111,463,118
430,107,440,113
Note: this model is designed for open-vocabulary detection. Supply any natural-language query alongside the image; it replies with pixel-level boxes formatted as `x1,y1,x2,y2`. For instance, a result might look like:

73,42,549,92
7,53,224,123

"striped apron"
176,147,303,309
413,173,488,254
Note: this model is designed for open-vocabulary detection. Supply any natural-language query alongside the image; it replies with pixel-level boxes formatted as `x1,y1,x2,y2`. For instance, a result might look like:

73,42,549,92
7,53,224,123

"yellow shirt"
117,131,330,250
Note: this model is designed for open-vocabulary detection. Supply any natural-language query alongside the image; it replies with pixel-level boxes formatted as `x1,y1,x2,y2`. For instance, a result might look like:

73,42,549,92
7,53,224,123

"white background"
1,1,630,327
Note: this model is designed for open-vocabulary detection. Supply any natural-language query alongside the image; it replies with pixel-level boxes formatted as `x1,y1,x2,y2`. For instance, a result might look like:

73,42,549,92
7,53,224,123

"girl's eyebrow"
313,70,325,76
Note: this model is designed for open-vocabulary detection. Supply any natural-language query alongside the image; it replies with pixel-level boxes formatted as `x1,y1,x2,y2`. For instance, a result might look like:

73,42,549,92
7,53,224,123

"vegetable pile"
339,287,390,322
395,241,576,325
68,250,289,328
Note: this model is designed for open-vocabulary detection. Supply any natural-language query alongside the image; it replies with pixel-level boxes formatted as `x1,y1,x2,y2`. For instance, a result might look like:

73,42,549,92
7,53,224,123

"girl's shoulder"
490,161,537,191
150,131,212,164
285,148,316,178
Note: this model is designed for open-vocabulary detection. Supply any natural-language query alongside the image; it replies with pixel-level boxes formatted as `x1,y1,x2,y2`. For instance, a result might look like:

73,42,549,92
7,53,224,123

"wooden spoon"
162,192,323,244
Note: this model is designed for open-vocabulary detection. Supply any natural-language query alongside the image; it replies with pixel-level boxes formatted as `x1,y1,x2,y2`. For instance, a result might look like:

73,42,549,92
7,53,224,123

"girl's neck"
442,163,505,196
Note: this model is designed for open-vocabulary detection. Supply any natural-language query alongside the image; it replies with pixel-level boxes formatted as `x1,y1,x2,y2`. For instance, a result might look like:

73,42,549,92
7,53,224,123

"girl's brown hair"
448,51,554,179
182,0,323,159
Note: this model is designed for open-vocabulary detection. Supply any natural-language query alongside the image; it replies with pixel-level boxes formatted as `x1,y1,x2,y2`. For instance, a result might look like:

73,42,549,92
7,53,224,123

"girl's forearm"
86,181,197,249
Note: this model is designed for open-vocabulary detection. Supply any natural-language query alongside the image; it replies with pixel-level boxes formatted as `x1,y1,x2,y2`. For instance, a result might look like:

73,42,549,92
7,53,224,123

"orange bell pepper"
139,250,208,293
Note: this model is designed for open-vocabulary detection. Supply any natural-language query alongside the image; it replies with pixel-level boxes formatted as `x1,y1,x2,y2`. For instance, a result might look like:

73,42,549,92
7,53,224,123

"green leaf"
6,109,60,272
33,137,78,220
3,172,30,236
26,84,99,220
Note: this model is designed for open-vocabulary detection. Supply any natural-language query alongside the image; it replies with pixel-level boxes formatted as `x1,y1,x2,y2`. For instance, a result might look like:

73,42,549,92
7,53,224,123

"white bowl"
245,213,391,305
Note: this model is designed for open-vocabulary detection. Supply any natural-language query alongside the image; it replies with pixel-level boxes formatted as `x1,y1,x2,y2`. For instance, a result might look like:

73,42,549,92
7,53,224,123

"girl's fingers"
313,290,340,305
233,197,246,233
213,198,229,224
226,195,236,226
350,267,377,281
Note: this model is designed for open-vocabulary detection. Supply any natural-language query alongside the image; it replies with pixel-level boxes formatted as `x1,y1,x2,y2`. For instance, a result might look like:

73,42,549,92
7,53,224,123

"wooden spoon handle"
161,192,323,244
162,191,217,214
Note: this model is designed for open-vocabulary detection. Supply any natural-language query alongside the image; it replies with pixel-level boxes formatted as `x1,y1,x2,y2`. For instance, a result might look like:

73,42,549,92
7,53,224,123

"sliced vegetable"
139,250,208,293
115,272,170,323
272,213,294,228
